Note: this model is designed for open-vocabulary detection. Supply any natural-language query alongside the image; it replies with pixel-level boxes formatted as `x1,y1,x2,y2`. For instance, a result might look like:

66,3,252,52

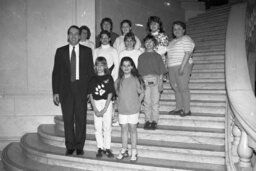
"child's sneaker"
130,149,138,162
112,118,119,127
144,121,151,130
116,148,129,160
104,149,114,158
96,148,103,158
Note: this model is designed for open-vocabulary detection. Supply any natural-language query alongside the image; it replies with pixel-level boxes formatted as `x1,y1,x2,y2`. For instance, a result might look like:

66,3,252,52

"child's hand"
94,110,101,117
98,107,107,117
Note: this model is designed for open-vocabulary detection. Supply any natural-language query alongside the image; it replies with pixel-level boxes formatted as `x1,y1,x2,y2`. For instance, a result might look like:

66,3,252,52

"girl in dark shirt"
89,56,115,158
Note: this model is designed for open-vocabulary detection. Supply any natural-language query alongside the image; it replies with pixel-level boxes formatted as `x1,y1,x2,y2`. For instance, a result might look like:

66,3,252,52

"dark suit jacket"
52,44,94,102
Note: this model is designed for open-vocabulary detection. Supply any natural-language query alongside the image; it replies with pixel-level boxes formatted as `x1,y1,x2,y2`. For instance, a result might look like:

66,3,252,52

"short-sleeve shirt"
137,51,166,76
89,74,115,100
167,35,195,67
115,76,143,115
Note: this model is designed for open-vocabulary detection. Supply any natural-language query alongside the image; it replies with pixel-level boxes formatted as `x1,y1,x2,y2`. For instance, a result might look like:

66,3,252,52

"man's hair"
67,25,80,35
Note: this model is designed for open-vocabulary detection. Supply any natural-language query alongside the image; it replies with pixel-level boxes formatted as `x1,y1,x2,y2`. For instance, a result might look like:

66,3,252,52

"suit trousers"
168,63,193,113
93,99,113,149
61,81,87,150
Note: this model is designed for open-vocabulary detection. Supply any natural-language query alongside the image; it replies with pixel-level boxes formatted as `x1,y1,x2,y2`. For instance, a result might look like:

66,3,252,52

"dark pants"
61,81,87,150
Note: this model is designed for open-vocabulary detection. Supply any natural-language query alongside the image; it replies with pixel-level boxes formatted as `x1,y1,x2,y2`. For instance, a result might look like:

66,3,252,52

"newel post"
237,130,253,169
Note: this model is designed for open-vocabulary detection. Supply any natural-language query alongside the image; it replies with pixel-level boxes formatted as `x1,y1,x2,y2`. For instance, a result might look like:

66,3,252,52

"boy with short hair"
137,34,166,130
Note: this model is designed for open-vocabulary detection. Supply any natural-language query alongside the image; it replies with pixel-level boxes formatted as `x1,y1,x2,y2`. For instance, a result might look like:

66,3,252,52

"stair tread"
2,143,82,171
43,124,225,144
38,127,226,160
55,114,225,131
21,133,225,171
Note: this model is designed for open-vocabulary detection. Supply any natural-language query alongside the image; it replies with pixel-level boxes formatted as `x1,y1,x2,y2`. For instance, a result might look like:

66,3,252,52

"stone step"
54,112,225,133
189,29,226,37
20,133,225,171
160,100,225,109
191,72,224,79
176,82,225,89
189,10,229,21
193,59,224,63
188,26,226,34
193,50,224,55
164,89,225,94
161,91,226,101
199,6,230,15
193,36,226,42
162,81,225,90
188,16,229,26
187,18,228,29
193,63,224,70
187,24,227,33
40,124,225,153
1,143,82,171
192,68,224,72
194,39,225,46
189,77,224,82
160,105,225,115
193,55,224,61
195,44,225,50
164,81,225,89
41,124,225,155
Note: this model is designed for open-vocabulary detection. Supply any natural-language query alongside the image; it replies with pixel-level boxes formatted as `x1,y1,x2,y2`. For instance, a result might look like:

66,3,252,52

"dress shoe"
181,110,191,117
168,109,182,115
151,121,157,130
65,149,75,156
76,149,84,155
104,149,114,158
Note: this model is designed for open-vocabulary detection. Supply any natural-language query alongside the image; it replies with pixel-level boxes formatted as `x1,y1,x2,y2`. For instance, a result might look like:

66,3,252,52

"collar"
151,31,159,36
101,44,111,49
69,44,79,49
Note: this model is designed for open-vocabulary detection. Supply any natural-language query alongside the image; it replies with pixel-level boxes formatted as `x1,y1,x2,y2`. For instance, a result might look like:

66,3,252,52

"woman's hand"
178,66,184,75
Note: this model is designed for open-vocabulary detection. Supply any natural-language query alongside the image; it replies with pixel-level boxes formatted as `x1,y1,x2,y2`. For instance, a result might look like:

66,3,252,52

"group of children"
86,17,167,162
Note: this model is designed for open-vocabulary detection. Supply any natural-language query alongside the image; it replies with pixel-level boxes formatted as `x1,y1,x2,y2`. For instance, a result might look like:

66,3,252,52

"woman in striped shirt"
167,21,195,117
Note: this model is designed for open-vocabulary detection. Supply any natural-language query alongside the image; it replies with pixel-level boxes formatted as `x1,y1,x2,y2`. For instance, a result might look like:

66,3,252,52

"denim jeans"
168,63,193,113
143,75,160,123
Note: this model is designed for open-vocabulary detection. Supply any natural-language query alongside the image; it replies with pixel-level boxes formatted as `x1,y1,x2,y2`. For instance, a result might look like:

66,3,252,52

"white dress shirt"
69,44,79,80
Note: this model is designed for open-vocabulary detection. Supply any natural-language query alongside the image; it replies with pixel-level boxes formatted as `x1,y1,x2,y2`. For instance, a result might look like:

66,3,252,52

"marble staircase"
1,5,230,171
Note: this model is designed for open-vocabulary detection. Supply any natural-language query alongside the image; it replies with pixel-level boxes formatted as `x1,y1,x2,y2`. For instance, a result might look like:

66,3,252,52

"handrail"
225,1,256,149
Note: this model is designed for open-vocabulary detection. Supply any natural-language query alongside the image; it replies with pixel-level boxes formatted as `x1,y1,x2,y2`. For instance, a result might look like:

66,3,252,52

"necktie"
71,46,76,82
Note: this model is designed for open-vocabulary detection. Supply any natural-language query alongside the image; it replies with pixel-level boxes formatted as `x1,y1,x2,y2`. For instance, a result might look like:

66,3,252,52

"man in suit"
52,25,94,155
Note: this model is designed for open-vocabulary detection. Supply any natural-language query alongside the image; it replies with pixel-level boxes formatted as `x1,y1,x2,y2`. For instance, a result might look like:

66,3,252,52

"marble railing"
225,1,256,171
